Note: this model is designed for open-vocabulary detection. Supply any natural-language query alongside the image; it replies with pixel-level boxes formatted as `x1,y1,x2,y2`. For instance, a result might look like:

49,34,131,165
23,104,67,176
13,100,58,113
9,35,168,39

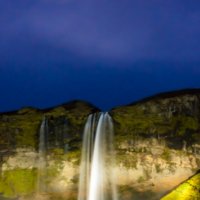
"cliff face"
0,90,200,200
111,89,200,199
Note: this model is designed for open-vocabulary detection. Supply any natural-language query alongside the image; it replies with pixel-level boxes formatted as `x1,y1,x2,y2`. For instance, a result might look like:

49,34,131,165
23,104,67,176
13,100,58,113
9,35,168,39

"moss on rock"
0,100,99,150
0,169,37,198
111,92,200,149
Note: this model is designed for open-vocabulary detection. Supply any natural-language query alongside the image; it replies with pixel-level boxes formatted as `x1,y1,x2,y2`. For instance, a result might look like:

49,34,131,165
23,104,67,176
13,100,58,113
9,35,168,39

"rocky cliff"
0,89,200,200
111,89,200,199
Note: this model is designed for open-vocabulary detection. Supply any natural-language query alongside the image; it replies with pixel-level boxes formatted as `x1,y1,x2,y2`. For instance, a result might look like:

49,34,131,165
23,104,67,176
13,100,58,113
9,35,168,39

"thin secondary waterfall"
39,117,47,155
78,112,118,200
37,117,48,193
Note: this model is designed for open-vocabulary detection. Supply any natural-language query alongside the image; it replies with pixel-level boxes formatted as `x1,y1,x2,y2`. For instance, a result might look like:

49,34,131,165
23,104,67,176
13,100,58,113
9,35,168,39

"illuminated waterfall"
78,114,97,200
78,113,118,200
37,117,48,193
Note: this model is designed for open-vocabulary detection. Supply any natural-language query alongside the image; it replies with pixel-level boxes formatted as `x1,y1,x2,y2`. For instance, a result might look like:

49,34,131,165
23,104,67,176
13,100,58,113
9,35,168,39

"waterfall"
78,114,97,200
37,116,48,193
39,117,47,155
78,113,118,200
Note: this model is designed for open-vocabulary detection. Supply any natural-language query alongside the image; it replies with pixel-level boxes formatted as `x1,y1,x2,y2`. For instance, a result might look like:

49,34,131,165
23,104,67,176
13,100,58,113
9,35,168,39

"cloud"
0,0,200,64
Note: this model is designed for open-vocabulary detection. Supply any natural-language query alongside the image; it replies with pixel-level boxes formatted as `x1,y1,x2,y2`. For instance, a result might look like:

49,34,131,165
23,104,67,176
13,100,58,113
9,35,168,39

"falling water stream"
37,117,48,193
78,112,118,200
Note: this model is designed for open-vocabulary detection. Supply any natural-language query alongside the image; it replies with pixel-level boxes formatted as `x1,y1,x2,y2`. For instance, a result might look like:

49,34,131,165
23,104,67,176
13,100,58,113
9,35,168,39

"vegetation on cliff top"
111,90,200,149
0,100,99,149
0,89,200,150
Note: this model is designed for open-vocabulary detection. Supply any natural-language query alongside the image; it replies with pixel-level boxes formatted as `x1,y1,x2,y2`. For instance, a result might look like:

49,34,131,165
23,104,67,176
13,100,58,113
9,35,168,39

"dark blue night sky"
0,0,200,111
